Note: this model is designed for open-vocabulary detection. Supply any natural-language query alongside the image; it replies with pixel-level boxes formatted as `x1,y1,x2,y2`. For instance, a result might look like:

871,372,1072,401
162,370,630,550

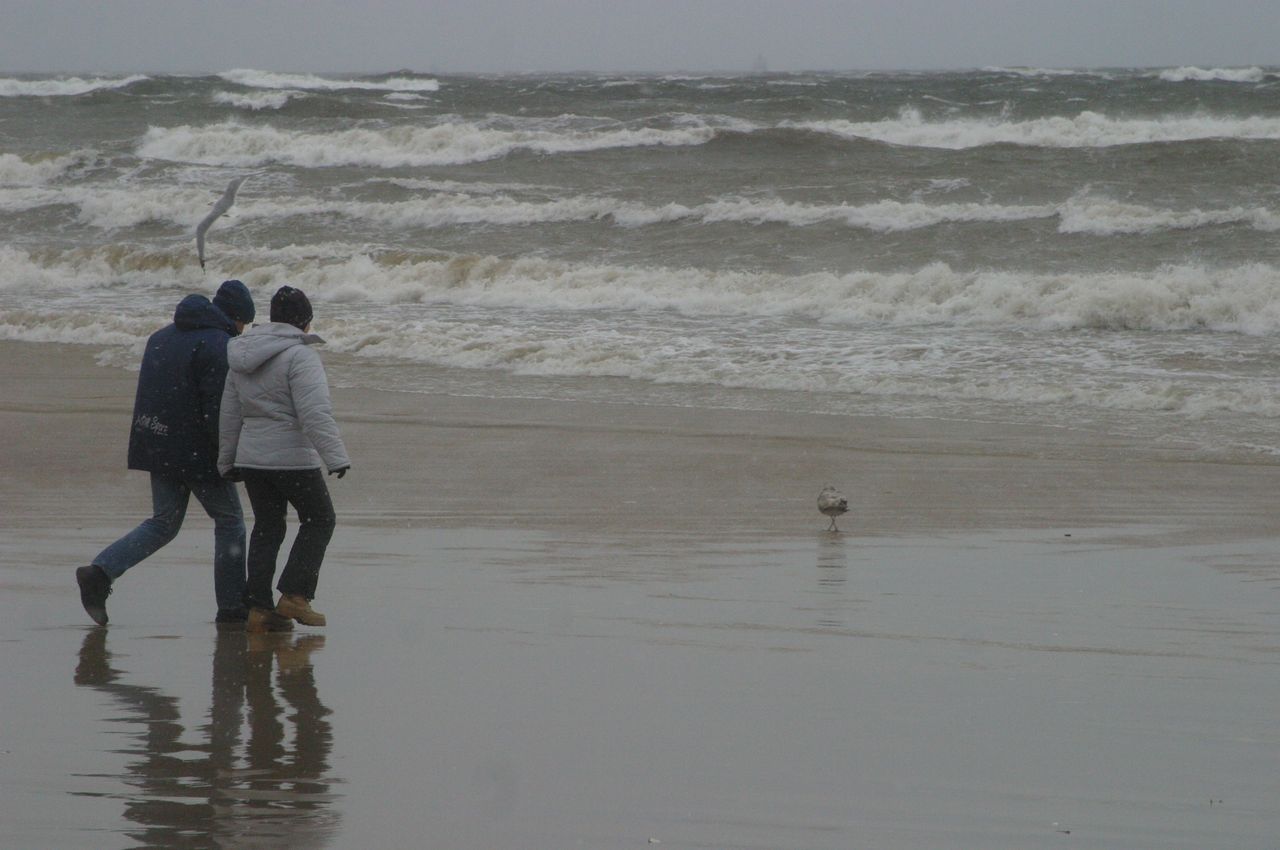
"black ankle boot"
75,564,112,626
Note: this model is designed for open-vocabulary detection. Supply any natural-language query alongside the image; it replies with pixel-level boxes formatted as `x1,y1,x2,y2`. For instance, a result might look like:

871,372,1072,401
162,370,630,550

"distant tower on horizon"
752,53,768,74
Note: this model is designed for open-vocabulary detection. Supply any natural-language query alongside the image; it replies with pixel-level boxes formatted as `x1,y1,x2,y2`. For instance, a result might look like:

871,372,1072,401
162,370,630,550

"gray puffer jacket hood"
218,322,350,474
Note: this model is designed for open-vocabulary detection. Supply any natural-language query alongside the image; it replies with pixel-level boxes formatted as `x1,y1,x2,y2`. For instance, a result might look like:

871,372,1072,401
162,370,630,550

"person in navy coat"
76,280,256,627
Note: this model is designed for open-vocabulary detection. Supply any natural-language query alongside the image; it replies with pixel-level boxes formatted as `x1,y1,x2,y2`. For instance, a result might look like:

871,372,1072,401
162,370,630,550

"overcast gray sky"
5,0,1280,73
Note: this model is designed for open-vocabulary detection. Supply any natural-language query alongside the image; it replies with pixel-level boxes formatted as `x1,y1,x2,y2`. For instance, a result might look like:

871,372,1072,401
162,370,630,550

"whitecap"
218,68,440,92
0,74,148,97
0,152,87,186
190,189,1055,233
787,107,1280,149
137,120,723,168
9,245,1280,424
1057,194,1280,235
204,251,1280,337
1157,66,1268,83
981,66,1112,79
211,89,297,110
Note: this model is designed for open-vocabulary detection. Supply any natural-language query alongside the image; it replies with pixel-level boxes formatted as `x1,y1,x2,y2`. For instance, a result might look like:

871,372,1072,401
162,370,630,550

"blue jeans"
93,472,247,615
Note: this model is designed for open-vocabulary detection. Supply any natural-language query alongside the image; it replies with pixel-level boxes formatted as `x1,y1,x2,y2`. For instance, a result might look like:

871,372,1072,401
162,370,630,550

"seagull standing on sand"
817,484,849,532
195,176,248,270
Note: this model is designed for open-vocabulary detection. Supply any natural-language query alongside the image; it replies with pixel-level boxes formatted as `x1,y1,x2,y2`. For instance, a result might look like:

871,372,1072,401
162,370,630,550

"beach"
7,59,1280,849
6,340,1277,540
3,339,1280,848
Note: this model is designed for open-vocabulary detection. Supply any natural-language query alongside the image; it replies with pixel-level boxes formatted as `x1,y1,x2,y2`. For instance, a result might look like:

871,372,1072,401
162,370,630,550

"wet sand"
3,340,1280,848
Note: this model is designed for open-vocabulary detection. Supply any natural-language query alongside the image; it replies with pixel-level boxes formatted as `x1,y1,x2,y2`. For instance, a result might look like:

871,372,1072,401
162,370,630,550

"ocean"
3,66,1280,456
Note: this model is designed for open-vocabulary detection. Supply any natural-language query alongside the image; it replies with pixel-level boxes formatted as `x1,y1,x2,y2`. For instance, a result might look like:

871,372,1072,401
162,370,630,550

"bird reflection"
74,628,337,849
813,534,851,629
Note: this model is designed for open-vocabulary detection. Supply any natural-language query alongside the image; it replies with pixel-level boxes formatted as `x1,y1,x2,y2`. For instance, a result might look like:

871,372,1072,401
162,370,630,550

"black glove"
223,467,243,482
329,466,349,479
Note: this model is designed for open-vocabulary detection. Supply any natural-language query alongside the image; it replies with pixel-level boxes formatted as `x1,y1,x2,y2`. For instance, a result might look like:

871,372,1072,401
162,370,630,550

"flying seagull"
195,176,248,270
817,484,849,532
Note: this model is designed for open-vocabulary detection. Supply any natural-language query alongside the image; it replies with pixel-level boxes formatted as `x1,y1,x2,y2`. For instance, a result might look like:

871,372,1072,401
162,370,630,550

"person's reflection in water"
74,628,338,848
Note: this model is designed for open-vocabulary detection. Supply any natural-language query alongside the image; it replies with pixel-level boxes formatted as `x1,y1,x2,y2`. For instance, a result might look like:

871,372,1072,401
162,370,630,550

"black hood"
173,294,237,334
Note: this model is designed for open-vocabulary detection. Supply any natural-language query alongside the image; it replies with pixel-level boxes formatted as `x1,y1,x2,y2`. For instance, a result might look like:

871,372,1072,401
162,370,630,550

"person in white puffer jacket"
219,286,349,633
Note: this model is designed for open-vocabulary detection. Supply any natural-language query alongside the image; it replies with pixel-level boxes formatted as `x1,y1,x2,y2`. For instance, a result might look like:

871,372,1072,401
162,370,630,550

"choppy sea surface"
4,66,1280,455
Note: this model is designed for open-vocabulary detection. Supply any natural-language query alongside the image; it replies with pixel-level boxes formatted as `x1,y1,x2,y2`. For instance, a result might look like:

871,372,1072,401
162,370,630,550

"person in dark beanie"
76,280,256,627
219,286,349,633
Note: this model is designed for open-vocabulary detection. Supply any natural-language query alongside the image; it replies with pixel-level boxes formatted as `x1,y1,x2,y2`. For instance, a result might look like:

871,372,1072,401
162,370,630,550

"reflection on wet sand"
74,629,338,849
813,533,851,630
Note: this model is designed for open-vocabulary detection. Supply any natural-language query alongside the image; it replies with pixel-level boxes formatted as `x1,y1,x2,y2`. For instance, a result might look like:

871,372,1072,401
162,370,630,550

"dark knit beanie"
270,286,313,331
213,279,255,324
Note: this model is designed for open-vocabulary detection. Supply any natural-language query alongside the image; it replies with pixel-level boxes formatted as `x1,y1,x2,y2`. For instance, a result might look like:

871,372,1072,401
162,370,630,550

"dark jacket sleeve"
192,331,231,453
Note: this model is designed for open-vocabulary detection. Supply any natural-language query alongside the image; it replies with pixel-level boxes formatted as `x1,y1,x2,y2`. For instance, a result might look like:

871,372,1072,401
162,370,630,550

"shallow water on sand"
3,525,1279,849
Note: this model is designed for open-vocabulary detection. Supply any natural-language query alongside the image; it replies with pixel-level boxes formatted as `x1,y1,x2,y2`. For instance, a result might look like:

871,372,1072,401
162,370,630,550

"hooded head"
212,280,255,327
270,286,313,331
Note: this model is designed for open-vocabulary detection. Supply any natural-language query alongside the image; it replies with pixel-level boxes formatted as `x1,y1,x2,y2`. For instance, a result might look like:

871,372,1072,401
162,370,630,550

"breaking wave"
9,245,1278,335
270,255,1280,336
211,89,298,110
0,74,148,97
7,245,1280,421
1057,195,1280,234
982,66,1111,78
1157,66,1270,83
789,108,1280,148
0,152,88,186
14,177,1280,239
217,69,440,93
132,108,1280,168
136,120,724,167
246,193,1056,232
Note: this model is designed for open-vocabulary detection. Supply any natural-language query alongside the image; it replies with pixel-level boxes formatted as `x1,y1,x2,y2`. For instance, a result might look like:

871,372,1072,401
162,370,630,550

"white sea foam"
218,69,440,92
0,75,148,97
0,245,202,297
13,244,1280,336
18,177,1280,241
137,120,723,167
234,190,1280,237
915,178,972,196
982,67,1110,78
0,183,227,229
1058,195,1280,235
0,152,86,186
185,189,1056,232
0,186,65,215
376,177,553,194
380,100,432,112
788,108,1280,149
7,245,1280,422
693,198,1054,230
1157,66,1268,83
0,309,143,346
177,251,1280,337
211,89,297,110
160,106,1268,166
8,292,1275,422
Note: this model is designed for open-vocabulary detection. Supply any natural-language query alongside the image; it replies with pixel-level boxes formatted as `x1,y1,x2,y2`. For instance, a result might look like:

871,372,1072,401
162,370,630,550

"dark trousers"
241,468,335,610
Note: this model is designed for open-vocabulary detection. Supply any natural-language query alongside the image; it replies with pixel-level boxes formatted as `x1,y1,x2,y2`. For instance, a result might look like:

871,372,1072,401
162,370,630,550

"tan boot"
276,594,327,627
246,607,295,633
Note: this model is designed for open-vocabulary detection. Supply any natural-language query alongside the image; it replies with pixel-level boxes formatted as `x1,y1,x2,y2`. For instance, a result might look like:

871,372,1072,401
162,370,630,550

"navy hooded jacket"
126,295,239,479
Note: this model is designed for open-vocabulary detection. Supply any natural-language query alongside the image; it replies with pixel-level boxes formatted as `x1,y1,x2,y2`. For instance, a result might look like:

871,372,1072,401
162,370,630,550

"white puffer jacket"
218,322,350,474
